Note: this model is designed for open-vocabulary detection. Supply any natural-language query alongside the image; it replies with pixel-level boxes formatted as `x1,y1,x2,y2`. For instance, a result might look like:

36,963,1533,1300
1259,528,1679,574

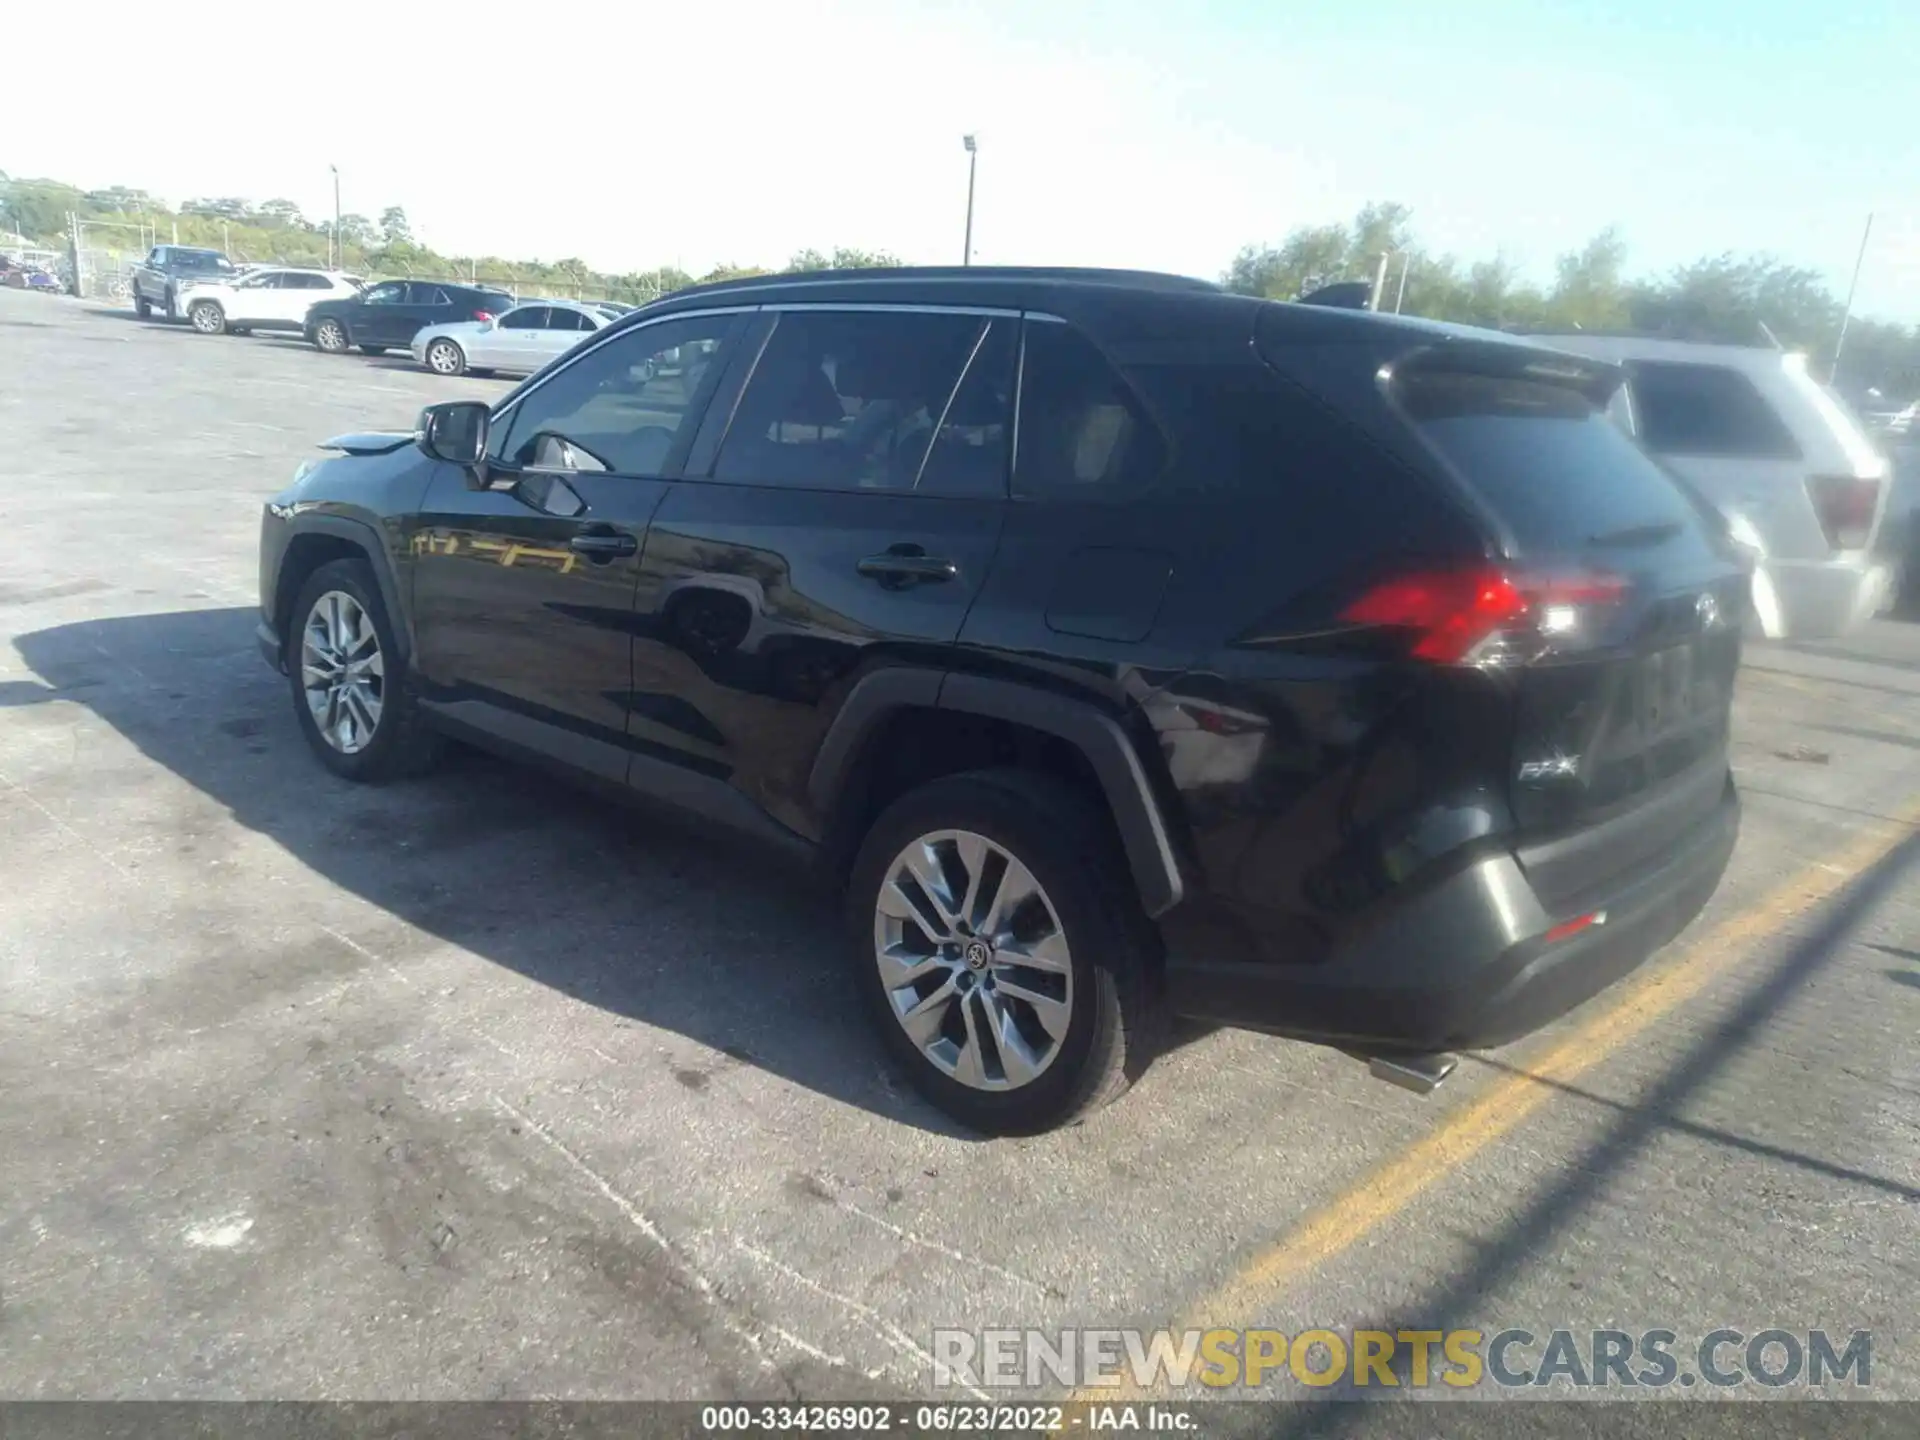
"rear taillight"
1806,475,1879,551
1339,565,1627,665
472,309,496,322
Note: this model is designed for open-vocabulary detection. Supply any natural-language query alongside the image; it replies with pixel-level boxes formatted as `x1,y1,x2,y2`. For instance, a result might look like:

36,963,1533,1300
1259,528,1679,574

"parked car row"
132,245,632,380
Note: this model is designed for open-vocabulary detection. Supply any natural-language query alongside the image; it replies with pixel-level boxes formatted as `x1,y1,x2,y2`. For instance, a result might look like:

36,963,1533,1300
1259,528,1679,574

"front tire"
134,293,152,318
287,559,441,783
312,317,350,353
188,300,225,334
163,286,179,321
424,338,467,376
847,769,1162,1135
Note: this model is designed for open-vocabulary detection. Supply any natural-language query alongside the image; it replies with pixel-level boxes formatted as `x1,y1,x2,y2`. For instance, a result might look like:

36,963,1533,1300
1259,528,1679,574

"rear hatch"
1384,345,1747,908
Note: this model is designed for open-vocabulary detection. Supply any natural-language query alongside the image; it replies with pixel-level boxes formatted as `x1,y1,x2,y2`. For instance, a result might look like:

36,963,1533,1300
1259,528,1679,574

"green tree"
786,246,901,272
1547,228,1630,329
257,198,304,228
379,207,412,245
183,197,251,221
3,179,84,239
1629,254,1842,349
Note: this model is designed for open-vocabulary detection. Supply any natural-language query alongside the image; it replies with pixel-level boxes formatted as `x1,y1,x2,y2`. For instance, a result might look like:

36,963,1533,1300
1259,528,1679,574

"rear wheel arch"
274,519,412,664
811,669,1189,917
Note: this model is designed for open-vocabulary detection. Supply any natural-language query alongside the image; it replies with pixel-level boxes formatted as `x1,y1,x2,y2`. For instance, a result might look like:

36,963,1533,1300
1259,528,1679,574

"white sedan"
410,299,625,377
178,267,363,336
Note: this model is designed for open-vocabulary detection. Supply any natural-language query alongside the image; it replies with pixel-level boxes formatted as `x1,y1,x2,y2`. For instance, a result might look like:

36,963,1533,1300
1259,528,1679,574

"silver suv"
1531,333,1893,639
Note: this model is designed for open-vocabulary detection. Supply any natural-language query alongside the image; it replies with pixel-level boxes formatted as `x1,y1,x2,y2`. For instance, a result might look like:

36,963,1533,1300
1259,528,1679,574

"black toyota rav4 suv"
258,266,1746,1133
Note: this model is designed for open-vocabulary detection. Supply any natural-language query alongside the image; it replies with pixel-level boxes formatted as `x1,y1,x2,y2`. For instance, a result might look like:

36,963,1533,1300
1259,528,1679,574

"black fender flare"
275,513,413,663
809,668,1187,918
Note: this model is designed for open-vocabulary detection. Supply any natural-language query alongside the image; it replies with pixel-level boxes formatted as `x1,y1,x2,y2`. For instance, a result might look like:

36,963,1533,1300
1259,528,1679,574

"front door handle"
568,528,638,560
857,546,959,588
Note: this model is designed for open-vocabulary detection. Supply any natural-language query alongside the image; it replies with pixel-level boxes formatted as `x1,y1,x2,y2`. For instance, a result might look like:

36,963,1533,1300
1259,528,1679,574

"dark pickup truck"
132,245,239,320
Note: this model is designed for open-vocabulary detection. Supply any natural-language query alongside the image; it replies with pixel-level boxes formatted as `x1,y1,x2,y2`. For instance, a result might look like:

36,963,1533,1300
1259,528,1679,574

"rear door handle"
569,528,638,559
857,548,959,587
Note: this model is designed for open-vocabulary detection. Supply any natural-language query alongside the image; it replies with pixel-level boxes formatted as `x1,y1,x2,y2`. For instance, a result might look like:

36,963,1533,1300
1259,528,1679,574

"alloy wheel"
872,829,1074,1091
301,590,385,754
191,304,221,333
317,320,347,353
428,340,461,374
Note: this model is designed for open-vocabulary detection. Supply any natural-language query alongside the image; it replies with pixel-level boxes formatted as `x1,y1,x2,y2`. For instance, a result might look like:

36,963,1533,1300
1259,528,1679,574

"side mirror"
418,401,489,467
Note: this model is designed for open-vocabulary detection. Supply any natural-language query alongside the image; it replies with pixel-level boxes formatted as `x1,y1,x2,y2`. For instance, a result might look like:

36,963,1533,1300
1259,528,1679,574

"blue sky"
12,0,1918,318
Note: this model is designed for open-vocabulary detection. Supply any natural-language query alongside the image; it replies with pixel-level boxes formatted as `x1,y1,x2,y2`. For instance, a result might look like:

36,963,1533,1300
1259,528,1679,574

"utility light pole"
962,135,978,266
329,164,342,270
1830,212,1874,384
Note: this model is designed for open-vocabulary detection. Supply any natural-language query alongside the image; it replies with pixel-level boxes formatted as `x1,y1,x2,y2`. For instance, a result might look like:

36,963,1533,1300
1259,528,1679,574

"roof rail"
643,264,1221,307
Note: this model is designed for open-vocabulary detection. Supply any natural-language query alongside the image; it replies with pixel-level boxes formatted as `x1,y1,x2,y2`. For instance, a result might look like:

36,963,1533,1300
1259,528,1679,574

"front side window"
712,309,987,492
493,314,740,476
361,282,405,306
1013,320,1165,497
1626,361,1802,460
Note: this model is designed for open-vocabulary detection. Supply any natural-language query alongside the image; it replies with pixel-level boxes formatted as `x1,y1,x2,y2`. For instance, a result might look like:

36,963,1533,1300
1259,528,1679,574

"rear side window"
1014,321,1164,497
1398,370,1695,552
714,309,988,493
1626,361,1801,460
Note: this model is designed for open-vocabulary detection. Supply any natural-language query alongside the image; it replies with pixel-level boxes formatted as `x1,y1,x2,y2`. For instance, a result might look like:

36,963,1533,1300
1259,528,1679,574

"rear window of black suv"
1397,367,1697,553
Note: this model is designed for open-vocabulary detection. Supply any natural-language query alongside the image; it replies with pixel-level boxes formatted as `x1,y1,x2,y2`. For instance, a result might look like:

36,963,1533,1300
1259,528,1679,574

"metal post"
1370,251,1393,310
1830,212,1875,384
330,165,342,271
962,135,978,266
1393,251,1412,313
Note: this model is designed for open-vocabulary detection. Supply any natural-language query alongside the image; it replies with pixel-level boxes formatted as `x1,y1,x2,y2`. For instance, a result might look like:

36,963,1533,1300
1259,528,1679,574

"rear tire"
312,317,350,354
846,768,1163,1135
163,286,178,321
287,559,442,783
188,300,225,335
424,338,467,376
134,294,152,319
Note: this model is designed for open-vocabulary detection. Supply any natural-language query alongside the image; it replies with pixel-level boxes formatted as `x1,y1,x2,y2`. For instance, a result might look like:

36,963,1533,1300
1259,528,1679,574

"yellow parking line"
1078,794,1920,1402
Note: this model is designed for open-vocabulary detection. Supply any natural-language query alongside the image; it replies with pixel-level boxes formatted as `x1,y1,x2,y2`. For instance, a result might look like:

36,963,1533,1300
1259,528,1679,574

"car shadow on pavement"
15,605,981,1140
1271,825,1920,1435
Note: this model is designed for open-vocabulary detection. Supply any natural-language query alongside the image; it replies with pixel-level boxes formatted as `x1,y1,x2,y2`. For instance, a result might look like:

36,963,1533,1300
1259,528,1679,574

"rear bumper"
1757,556,1892,638
1165,777,1739,1053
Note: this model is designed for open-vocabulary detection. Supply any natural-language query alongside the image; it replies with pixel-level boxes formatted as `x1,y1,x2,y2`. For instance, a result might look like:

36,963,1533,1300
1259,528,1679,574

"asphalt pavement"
1,290,1916,1425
